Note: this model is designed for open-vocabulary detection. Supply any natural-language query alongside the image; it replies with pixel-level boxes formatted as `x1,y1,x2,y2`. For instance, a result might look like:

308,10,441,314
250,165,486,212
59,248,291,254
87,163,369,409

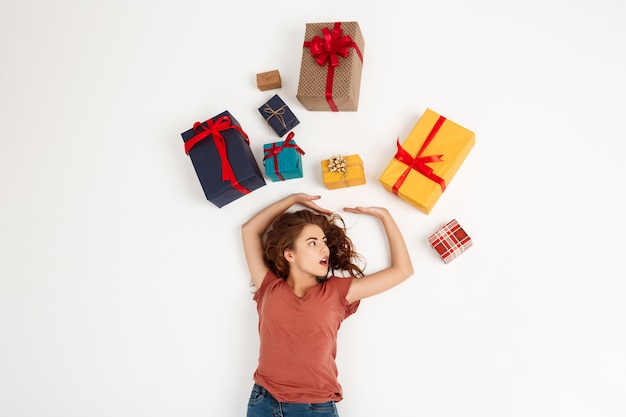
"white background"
1,0,625,416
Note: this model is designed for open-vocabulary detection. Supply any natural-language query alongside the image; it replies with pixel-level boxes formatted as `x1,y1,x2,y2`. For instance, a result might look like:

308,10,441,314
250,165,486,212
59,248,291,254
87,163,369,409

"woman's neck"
286,273,318,298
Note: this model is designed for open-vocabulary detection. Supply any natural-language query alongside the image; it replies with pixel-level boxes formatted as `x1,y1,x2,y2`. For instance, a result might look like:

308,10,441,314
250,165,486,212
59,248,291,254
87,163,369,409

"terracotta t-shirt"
252,270,360,403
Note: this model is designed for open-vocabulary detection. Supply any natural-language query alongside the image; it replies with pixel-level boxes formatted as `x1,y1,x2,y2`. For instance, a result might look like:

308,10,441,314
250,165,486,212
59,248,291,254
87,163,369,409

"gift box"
256,69,281,91
296,21,364,112
263,132,305,182
181,110,266,208
321,154,366,189
428,219,472,264
258,94,300,137
378,108,475,214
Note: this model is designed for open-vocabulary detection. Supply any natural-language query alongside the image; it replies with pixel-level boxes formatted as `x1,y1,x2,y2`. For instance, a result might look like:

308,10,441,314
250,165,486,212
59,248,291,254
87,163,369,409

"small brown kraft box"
256,70,281,91
296,21,364,112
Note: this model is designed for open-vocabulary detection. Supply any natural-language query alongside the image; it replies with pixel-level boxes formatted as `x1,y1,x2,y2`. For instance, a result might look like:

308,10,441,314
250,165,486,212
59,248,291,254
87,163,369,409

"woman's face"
285,223,330,278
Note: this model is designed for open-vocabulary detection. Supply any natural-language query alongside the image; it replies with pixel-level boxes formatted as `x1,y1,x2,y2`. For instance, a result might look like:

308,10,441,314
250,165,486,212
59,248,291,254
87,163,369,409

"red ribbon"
263,132,305,181
303,22,363,112
184,115,250,195
392,115,447,195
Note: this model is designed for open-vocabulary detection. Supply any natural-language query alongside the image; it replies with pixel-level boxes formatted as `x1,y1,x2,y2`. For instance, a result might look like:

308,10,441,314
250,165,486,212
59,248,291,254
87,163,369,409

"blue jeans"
246,384,339,417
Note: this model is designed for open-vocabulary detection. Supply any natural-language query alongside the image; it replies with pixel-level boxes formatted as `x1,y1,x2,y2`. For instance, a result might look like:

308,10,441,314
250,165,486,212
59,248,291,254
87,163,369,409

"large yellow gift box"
378,109,475,214
321,154,366,190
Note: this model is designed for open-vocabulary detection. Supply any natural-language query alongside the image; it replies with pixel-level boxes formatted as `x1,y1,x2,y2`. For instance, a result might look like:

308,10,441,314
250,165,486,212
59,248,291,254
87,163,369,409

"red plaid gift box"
428,219,472,264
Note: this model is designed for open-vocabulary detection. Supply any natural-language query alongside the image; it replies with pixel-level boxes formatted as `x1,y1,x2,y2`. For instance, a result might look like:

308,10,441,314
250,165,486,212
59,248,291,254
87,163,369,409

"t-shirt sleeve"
330,276,360,318
253,269,280,303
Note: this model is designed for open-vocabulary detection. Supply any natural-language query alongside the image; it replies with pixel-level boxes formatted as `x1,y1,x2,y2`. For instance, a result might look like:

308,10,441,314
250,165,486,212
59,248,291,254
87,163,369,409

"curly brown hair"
263,210,365,281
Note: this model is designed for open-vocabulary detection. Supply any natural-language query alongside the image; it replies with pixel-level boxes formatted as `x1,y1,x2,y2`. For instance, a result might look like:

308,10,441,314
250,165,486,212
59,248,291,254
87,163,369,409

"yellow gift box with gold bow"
378,109,475,214
321,154,366,190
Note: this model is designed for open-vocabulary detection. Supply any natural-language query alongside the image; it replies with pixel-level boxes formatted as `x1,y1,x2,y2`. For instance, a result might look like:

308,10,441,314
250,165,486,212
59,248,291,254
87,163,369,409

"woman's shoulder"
324,276,360,315
254,270,283,299
325,275,355,289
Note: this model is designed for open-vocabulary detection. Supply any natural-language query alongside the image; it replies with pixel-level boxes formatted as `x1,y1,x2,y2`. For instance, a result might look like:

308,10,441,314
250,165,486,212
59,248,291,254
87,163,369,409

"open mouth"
320,257,328,266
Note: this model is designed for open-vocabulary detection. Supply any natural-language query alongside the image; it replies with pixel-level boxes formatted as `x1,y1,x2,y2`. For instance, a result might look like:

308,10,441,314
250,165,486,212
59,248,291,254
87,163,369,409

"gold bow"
328,154,347,173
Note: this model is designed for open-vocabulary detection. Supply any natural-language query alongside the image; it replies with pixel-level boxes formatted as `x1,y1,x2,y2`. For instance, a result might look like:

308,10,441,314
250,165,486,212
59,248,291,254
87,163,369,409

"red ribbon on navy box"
184,115,250,195
392,115,447,195
263,132,305,181
304,22,363,112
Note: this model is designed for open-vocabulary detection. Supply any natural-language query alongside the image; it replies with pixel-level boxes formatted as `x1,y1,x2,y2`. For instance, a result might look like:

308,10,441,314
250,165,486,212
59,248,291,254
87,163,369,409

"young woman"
241,193,413,417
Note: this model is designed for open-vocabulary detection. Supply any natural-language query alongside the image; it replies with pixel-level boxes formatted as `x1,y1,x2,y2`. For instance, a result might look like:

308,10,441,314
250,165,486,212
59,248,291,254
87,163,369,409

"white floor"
1,1,625,416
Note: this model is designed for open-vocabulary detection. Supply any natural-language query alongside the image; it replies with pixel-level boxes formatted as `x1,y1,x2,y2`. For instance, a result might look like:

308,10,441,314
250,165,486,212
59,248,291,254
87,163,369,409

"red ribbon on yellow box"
184,115,250,195
392,115,447,194
304,22,363,112
263,132,305,181
378,109,475,214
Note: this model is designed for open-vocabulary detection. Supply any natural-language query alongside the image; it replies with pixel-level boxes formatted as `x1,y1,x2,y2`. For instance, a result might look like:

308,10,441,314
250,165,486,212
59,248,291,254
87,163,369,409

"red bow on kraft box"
297,21,365,112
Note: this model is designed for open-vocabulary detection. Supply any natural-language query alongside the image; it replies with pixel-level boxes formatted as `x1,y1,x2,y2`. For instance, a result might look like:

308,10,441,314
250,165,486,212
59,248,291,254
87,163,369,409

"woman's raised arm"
343,207,414,304
241,194,332,289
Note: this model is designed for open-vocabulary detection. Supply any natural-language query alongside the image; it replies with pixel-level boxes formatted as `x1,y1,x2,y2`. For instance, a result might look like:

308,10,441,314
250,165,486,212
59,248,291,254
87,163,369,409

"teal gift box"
262,132,305,181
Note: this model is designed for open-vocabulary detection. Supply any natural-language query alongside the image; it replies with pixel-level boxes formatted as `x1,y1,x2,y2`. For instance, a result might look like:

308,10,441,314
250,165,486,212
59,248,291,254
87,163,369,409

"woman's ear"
283,248,295,262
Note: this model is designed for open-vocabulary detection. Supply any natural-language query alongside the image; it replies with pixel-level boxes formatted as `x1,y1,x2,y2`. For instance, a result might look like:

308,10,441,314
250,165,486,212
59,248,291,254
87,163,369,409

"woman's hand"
292,193,333,215
342,206,390,220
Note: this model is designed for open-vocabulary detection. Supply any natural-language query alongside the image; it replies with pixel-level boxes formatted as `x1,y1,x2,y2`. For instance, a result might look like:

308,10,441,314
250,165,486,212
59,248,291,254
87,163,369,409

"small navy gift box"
258,94,300,137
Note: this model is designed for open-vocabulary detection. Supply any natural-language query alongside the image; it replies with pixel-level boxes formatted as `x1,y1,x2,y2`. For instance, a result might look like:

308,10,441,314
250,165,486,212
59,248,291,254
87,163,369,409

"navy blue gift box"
182,110,266,208
258,94,300,137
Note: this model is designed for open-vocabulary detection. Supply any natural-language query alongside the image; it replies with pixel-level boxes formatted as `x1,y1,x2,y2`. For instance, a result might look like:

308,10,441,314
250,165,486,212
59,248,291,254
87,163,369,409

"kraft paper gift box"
296,21,364,112
258,94,300,137
263,132,305,182
321,154,366,190
378,108,475,214
182,110,266,208
256,69,281,91
428,219,473,264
